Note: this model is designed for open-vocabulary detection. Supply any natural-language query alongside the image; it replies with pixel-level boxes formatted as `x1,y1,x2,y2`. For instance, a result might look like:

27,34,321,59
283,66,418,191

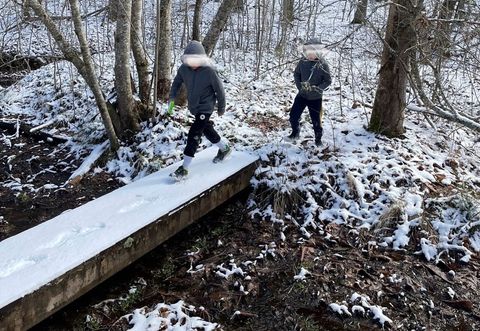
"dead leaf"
424,264,454,284
443,300,474,312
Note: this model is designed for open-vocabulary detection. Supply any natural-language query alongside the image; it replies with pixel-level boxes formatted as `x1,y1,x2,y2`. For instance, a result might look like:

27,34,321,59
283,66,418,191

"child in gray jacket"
168,41,231,180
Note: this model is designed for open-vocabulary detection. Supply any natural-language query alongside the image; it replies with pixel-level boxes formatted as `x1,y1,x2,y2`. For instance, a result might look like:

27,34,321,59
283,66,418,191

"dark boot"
314,133,322,146
213,145,232,163
285,132,299,142
285,126,300,142
170,166,188,180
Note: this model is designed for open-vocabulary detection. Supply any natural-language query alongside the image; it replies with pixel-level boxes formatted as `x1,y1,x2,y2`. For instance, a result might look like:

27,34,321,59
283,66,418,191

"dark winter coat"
169,41,226,116
294,57,331,100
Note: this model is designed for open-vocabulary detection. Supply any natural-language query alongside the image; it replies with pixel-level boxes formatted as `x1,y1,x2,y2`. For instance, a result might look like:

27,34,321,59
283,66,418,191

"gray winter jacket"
294,57,331,100
169,41,226,116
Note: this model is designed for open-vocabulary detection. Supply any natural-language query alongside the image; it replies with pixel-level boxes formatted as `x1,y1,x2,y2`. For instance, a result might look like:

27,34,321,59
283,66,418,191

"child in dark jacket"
287,39,332,146
168,41,231,179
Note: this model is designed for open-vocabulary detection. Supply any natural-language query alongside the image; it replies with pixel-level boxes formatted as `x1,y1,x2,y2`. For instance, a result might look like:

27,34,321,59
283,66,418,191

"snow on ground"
1,0,480,329
125,301,219,331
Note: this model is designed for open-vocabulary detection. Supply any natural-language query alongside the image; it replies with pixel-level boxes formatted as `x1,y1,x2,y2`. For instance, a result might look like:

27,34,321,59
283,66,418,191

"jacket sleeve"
211,69,226,112
316,61,332,91
169,67,184,100
294,62,302,91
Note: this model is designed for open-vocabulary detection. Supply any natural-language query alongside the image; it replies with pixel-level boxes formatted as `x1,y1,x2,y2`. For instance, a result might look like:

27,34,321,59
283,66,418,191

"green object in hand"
167,100,175,115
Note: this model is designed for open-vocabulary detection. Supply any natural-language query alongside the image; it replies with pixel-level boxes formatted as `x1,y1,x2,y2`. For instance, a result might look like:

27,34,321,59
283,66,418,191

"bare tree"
131,0,150,106
369,0,422,137
234,0,245,12
203,0,237,56
432,0,467,58
351,0,369,24
22,0,32,19
114,0,139,137
276,0,294,55
192,0,203,41
156,0,173,102
107,0,118,21
406,0,480,133
28,0,120,150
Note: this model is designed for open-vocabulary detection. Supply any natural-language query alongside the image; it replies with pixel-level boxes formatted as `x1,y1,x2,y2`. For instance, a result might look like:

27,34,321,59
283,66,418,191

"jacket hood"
183,41,207,56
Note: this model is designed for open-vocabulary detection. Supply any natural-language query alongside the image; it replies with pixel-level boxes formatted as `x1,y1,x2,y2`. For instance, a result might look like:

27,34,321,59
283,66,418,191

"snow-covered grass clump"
249,106,480,263
125,301,220,331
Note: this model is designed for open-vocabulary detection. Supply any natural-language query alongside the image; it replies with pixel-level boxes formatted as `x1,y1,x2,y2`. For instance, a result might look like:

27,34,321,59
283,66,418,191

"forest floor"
2,126,480,331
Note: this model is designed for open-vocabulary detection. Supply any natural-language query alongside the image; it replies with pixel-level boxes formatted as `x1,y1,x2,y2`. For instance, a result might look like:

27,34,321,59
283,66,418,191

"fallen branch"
68,140,110,185
0,120,69,144
406,104,480,133
30,119,55,132
231,310,259,319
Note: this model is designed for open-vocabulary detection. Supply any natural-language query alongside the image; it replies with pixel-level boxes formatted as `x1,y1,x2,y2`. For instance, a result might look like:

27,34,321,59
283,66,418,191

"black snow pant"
184,113,221,157
289,94,323,139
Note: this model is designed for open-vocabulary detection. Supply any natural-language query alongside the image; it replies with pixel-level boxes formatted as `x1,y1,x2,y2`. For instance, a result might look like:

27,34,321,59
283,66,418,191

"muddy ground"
1,127,480,331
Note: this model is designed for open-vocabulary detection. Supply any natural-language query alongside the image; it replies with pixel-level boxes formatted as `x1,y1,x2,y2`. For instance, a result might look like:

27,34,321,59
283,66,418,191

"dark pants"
184,113,221,157
289,94,323,138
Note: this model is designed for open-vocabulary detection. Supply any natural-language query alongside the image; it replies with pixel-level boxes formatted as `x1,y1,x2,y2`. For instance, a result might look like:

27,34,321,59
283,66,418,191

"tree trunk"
156,0,173,102
131,0,150,106
282,0,294,24
368,0,420,137
114,0,139,137
107,0,118,21
351,0,368,24
23,0,31,18
233,0,245,12
202,0,237,56
276,0,294,56
28,0,120,151
433,0,458,56
192,0,203,41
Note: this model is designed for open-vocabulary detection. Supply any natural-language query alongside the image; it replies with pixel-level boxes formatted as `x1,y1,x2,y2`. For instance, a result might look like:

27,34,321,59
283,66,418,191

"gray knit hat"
181,41,211,67
183,40,206,56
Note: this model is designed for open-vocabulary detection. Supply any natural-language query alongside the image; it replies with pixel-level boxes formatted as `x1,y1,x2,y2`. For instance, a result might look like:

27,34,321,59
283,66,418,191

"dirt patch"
0,127,122,240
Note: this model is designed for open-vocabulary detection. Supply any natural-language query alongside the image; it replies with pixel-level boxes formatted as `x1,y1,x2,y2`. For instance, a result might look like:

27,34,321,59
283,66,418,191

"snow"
126,300,219,331
293,267,310,281
329,303,352,316
447,287,456,299
348,292,393,326
420,238,438,262
0,0,479,327
0,147,257,309
215,262,245,279
369,305,393,326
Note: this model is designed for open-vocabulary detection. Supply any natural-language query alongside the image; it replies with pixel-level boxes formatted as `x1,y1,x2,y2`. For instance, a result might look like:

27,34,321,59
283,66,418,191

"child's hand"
167,100,175,116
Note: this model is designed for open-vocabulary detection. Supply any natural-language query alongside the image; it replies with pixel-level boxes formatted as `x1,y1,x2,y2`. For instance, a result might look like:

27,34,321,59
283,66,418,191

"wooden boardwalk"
0,148,257,330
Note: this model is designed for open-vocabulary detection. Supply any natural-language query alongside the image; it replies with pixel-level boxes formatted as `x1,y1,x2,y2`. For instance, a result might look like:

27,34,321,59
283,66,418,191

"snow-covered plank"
0,147,258,330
